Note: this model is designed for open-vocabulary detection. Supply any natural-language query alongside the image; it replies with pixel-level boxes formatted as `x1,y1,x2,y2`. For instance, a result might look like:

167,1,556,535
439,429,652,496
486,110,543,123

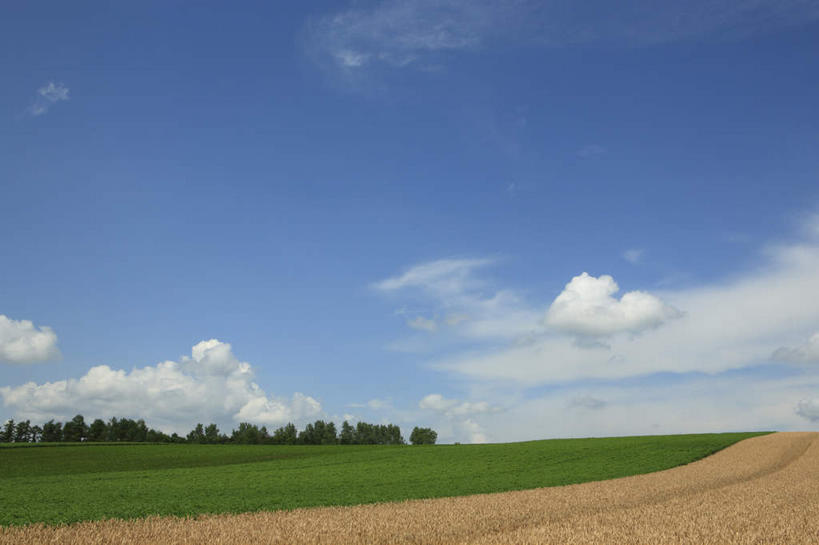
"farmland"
0,432,764,527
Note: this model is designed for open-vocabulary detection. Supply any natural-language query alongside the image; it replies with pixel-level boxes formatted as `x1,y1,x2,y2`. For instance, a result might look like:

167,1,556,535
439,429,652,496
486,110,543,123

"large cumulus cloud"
0,339,321,432
546,272,681,337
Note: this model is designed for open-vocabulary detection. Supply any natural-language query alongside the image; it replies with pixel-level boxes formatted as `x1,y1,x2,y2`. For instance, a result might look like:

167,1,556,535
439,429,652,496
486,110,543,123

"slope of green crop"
0,432,767,526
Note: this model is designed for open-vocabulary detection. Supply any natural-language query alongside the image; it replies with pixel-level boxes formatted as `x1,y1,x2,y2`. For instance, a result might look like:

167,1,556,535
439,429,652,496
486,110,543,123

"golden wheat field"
2,432,817,545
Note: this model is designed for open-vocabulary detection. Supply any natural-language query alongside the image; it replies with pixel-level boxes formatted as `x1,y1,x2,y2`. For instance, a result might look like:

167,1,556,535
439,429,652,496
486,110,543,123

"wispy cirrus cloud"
307,0,819,74
307,0,505,71
27,82,69,116
773,332,819,364
622,249,644,264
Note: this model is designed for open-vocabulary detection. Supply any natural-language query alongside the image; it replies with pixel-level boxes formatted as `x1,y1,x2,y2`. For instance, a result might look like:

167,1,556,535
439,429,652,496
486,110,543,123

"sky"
2,0,819,443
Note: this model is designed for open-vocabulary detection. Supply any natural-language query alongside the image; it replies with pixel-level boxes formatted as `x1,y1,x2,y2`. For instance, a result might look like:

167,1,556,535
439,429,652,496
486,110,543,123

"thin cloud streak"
307,0,819,74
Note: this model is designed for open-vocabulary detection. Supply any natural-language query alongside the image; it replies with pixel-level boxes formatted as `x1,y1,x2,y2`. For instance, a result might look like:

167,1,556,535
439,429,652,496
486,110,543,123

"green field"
0,432,766,526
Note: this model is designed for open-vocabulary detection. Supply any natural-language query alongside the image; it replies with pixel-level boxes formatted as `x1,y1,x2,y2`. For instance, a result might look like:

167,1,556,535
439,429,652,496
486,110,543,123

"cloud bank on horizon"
4,229,819,440
0,339,322,433
371,225,819,438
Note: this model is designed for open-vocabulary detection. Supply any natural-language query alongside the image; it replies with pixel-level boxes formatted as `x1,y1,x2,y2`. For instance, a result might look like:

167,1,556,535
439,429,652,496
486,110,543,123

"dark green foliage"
0,432,767,526
187,423,206,444
13,420,32,443
0,414,414,448
62,415,88,442
87,419,107,442
271,423,298,445
0,419,13,442
41,420,63,442
231,422,268,444
105,417,149,442
353,422,404,445
204,423,222,444
298,420,338,445
410,426,438,445
339,421,354,444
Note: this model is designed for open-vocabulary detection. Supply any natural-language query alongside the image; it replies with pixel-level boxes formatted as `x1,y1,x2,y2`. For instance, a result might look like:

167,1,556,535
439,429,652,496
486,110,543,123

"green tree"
62,414,88,442
30,425,42,443
231,422,262,444
321,421,338,444
410,426,437,445
298,422,317,444
14,420,32,443
1,419,14,442
187,423,206,443
272,423,297,445
87,419,107,442
204,423,221,444
41,419,63,442
339,421,354,444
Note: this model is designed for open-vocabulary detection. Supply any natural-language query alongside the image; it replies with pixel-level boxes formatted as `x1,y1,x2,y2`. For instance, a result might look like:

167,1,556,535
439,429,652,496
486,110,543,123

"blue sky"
2,1,819,442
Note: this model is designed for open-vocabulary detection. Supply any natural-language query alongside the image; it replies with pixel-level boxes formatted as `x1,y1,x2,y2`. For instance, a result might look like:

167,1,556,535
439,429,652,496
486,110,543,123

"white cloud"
546,272,681,337
568,395,607,410
374,258,492,295
0,340,321,432
622,248,644,264
0,315,60,364
308,1,819,75
800,212,819,239
28,82,69,116
419,393,501,418
348,398,392,410
407,316,437,332
577,144,607,158
417,394,500,443
376,258,542,343
437,243,819,385
460,418,488,444
310,0,502,71
473,370,819,442
796,399,819,422
772,332,819,364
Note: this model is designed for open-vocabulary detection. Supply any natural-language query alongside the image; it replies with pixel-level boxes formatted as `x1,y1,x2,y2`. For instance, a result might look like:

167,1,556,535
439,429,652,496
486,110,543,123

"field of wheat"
1,431,815,544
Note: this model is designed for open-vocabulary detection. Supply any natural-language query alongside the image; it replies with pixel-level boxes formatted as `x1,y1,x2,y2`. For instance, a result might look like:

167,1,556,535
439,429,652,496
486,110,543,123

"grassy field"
0,432,766,527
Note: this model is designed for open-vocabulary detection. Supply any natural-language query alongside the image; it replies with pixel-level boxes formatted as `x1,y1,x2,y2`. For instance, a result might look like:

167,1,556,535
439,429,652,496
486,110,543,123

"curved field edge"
2,432,815,545
0,432,768,527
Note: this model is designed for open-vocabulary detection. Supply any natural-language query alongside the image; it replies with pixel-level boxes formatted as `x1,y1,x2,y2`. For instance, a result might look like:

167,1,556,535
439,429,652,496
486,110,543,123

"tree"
272,423,297,445
321,421,338,445
339,421,354,445
187,423,206,444
87,419,107,442
62,414,88,442
204,423,221,444
298,422,317,444
1,419,14,442
231,422,262,444
410,427,437,445
30,425,42,443
14,420,32,443
41,419,63,442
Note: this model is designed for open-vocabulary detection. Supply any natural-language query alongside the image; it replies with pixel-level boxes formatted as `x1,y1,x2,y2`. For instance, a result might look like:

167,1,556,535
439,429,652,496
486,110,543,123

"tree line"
0,415,438,446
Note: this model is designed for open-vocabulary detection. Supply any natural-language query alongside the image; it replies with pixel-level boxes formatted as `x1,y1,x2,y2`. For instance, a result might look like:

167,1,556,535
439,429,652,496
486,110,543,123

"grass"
0,432,767,527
